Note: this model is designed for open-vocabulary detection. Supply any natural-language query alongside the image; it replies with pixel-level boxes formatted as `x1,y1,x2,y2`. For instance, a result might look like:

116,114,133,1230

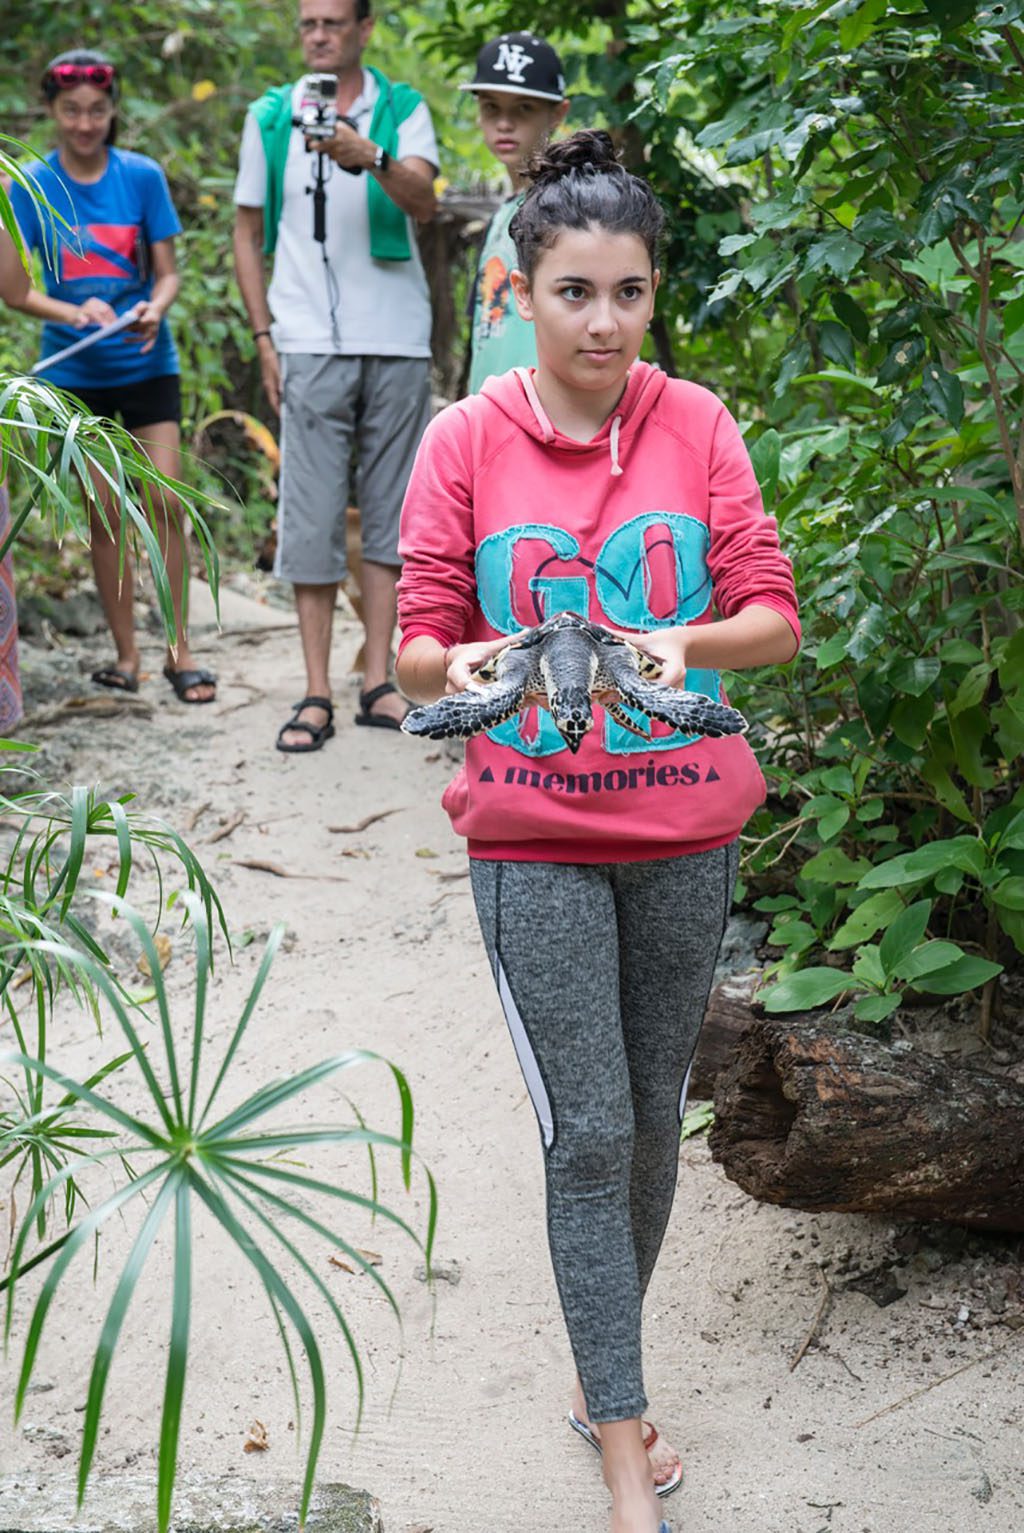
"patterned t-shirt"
10,147,182,388
468,194,537,393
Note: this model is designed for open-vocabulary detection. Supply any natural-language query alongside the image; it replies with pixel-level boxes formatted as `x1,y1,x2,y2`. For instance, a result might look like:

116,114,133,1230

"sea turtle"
402,611,747,754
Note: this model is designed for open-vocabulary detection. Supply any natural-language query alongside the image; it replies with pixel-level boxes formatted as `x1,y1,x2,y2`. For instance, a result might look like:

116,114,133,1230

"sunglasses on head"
48,63,116,90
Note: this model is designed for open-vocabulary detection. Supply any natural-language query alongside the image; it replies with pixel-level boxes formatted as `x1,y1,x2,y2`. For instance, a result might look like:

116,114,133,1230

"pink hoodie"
397,363,800,863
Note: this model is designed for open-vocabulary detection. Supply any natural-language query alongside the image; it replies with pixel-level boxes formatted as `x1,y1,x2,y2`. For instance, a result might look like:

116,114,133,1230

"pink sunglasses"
48,63,116,90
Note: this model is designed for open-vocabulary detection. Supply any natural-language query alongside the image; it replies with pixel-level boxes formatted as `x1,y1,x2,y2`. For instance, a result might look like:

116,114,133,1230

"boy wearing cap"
461,31,568,393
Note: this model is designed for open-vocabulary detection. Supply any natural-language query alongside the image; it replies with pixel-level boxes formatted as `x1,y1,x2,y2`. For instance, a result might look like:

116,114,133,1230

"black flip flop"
276,695,335,754
355,681,409,731
92,665,139,694
163,665,217,704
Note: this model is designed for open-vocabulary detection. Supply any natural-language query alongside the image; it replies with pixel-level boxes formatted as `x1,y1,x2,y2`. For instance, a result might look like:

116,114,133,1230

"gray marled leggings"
470,842,739,1422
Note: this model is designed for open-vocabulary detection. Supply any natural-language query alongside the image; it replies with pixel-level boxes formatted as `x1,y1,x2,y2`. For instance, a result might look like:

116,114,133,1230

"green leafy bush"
419,1,1023,1027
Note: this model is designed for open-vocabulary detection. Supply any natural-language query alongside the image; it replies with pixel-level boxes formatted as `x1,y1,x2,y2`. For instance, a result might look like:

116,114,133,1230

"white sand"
1,593,1021,1533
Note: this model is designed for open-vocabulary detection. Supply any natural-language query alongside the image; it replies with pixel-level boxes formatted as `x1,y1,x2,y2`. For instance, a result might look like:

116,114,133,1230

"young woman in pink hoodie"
397,131,799,1533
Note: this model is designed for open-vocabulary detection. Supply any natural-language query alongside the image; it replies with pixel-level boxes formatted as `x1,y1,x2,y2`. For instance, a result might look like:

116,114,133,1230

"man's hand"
307,119,373,172
75,297,118,329
256,333,282,415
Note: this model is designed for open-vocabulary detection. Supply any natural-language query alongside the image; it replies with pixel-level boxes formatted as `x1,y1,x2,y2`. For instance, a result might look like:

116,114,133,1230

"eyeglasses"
47,62,116,90
298,18,348,32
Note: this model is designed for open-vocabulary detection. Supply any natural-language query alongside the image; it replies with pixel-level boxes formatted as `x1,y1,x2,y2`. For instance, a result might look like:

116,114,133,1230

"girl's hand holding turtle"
444,634,520,695
626,627,688,689
75,295,117,328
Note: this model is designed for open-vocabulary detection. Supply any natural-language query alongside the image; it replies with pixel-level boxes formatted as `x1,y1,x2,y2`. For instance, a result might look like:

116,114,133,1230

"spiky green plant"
0,772,228,1236
1,894,435,1533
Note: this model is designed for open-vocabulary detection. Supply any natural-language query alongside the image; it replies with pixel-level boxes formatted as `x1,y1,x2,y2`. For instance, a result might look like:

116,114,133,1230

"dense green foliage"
432,0,1024,1024
1,1,1021,1026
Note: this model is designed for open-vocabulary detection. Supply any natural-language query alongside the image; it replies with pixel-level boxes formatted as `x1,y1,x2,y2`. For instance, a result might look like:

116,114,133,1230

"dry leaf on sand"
327,808,403,834
329,1248,382,1273
137,934,172,977
242,1419,269,1452
207,810,245,844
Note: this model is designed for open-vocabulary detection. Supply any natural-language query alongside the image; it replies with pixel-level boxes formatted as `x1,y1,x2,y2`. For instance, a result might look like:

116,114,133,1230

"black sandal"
354,681,409,731
163,664,217,704
276,695,335,754
92,664,139,694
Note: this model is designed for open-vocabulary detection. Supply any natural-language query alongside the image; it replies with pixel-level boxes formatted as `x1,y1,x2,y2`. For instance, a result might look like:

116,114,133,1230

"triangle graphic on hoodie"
706,765,721,782
479,766,495,783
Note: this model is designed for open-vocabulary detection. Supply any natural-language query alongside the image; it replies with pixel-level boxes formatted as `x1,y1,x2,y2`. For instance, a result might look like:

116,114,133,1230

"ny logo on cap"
494,40,533,84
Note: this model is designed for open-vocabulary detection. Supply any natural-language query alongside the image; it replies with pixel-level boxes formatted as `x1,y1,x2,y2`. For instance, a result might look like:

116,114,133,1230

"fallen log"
689,971,761,1099
709,1019,1024,1233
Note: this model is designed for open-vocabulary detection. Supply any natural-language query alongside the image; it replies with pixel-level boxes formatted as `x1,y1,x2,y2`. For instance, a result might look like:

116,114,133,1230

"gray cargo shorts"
275,353,431,584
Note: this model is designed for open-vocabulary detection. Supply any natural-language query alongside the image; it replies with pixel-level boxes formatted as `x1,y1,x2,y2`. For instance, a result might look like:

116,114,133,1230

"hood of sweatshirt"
479,362,670,479
397,360,800,865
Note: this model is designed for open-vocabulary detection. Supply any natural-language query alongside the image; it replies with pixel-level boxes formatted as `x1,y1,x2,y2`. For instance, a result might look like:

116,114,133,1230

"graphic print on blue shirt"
10,149,182,389
474,511,721,757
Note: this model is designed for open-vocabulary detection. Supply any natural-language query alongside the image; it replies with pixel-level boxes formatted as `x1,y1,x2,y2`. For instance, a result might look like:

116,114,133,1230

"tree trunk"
709,1019,1024,1233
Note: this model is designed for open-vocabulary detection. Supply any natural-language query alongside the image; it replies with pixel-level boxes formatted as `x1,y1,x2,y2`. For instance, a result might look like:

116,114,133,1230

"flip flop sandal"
91,665,139,694
355,681,409,731
276,695,335,754
568,1411,684,1499
163,664,217,705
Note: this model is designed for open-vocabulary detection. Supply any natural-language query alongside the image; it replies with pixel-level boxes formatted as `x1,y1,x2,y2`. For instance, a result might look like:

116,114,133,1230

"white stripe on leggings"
496,958,554,1150
678,1057,694,1123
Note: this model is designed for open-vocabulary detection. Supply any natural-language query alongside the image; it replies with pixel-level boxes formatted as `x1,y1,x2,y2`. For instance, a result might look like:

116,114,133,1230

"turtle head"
548,687,595,754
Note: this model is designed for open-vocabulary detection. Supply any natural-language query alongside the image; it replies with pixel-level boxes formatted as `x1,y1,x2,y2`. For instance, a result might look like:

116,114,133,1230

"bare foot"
597,1421,662,1533
608,1477,661,1533
572,1388,682,1492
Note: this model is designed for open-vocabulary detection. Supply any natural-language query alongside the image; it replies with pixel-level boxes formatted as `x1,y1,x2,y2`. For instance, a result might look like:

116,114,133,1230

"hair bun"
526,129,621,186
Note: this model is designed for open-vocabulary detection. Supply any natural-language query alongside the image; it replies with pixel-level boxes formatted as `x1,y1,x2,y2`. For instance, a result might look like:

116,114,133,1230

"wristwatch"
372,144,391,173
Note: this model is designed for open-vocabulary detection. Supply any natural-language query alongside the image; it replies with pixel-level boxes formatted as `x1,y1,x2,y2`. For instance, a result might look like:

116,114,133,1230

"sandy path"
1,589,1021,1533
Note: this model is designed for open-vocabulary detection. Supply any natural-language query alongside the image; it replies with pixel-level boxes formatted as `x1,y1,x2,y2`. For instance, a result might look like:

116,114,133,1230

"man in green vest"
233,0,438,751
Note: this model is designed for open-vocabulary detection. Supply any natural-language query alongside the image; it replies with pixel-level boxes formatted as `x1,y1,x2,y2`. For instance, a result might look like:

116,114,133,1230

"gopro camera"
293,73,339,142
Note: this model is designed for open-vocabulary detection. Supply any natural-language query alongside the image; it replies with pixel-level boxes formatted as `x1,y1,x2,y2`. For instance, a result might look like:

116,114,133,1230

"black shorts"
71,373,181,431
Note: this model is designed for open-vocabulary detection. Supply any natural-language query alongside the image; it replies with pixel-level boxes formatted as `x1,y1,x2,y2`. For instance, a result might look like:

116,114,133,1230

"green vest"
248,67,423,262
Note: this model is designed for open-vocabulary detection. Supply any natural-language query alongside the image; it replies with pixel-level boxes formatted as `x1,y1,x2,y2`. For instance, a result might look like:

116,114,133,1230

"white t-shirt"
233,70,438,357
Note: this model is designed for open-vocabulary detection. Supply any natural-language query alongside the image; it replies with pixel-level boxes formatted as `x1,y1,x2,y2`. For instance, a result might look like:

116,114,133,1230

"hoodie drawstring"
514,367,556,442
610,415,623,477
514,368,626,474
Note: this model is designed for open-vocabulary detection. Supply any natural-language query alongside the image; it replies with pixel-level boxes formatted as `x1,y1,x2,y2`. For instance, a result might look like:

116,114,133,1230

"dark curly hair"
509,129,664,282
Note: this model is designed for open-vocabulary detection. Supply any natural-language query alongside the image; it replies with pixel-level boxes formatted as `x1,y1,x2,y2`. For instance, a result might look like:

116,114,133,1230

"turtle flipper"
621,676,746,737
402,678,526,741
601,648,747,738
604,701,652,740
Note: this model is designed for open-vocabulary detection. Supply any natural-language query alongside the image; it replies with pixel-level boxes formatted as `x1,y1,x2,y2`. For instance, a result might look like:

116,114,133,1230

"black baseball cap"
460,32,566,103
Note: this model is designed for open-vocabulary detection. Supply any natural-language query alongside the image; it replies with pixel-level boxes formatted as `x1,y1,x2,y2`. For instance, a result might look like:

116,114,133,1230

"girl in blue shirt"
9,51,215,703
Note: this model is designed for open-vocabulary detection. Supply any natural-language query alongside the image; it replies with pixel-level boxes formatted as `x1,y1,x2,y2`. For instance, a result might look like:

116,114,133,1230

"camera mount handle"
309,151,328,244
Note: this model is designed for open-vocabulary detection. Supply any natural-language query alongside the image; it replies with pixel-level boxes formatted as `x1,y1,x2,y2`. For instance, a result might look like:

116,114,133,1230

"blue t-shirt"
10,147,182,388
